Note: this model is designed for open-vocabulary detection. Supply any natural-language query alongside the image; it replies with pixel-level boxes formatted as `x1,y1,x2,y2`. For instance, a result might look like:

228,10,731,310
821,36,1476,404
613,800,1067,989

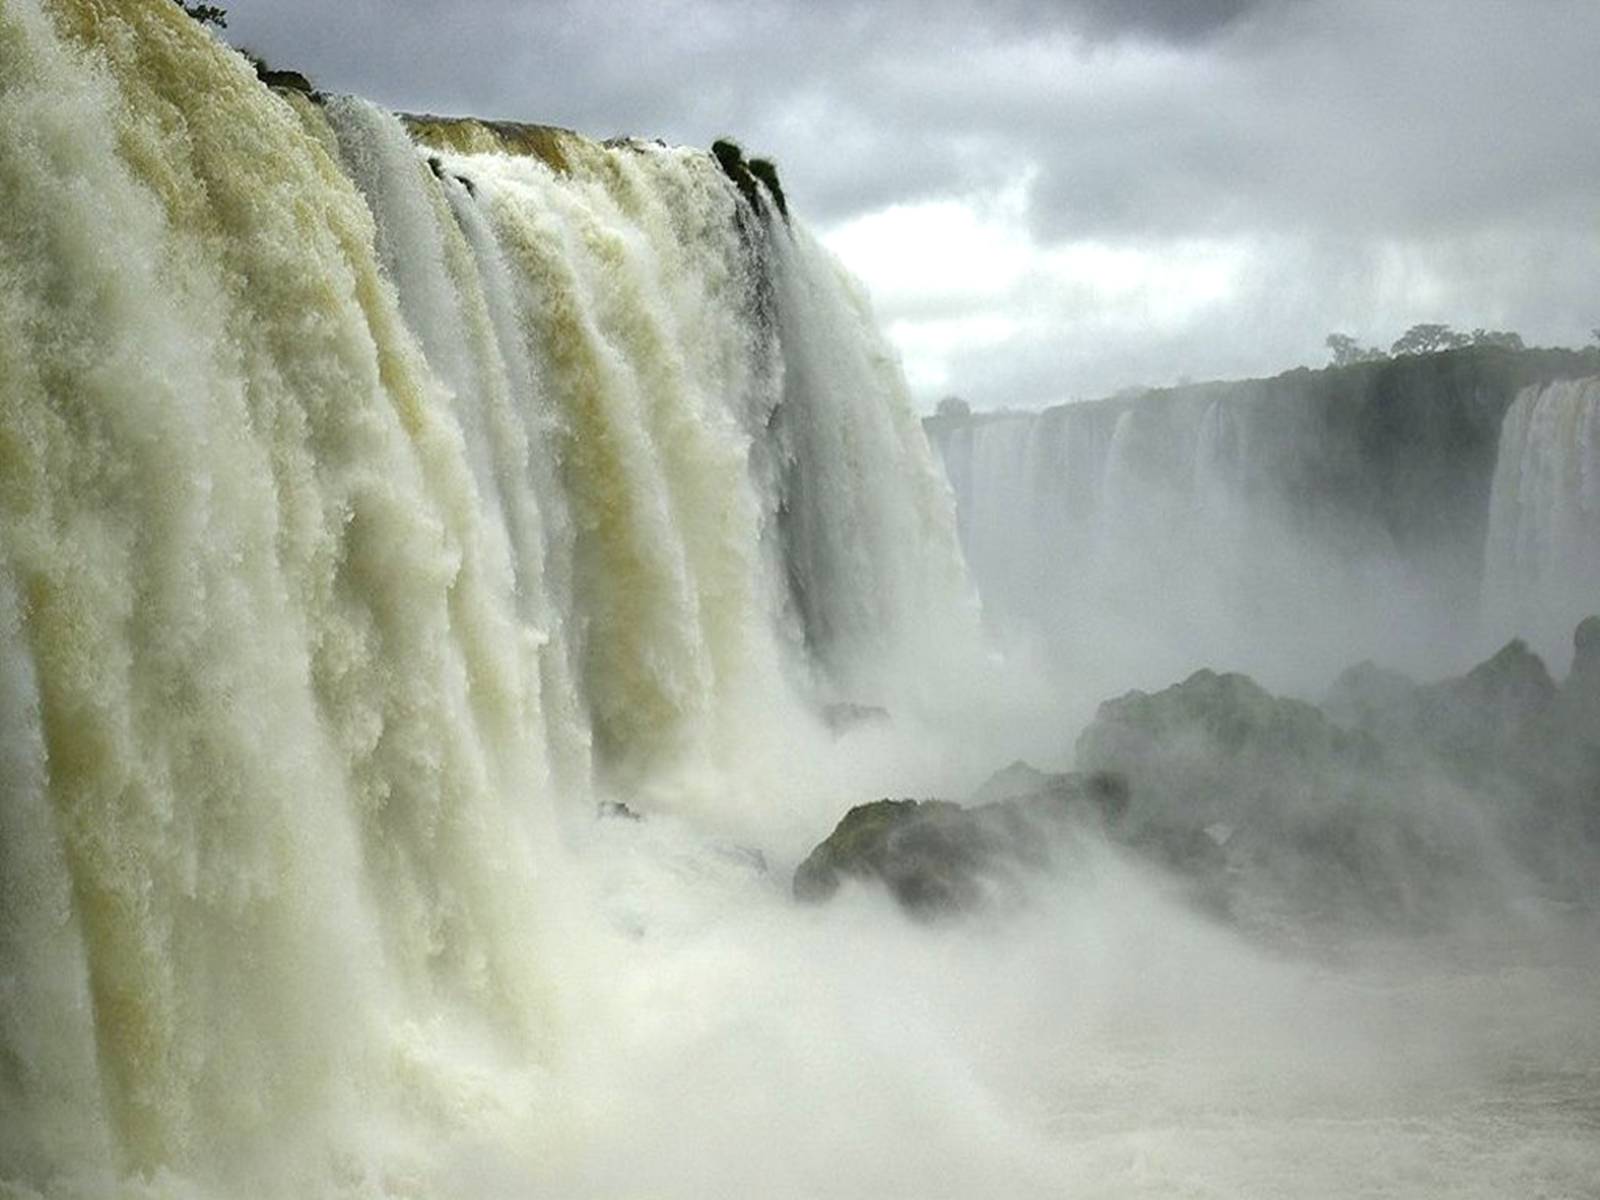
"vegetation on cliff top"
712,138,789,222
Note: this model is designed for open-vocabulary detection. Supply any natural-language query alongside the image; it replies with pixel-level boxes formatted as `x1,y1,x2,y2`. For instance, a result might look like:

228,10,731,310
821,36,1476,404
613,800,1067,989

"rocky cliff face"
795,618,1600,928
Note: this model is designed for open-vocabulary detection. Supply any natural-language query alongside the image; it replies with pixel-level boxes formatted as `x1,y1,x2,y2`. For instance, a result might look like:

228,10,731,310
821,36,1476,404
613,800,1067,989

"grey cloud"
1023,3,1600,243
224,0,1600,229
930,228,1600,411
218,0,1600,407
1021,0,1272,43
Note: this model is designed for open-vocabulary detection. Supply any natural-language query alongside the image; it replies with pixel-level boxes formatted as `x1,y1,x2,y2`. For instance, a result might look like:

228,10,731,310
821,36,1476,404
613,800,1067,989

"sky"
224,0,1600,411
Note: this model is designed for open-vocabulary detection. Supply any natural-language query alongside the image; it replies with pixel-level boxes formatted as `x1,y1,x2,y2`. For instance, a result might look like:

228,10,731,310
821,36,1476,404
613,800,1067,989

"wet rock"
746,157,789,220
1566,616,1600,720
794,771,1125,915
1075,666,1496,924
1415,639,1557,769
1323,660,1421,735
972,759,1055,803
1546,618,1600,847
1077,668,1376,828
794,799,1026,913
973,761,1131,825
257,67,315,96
711,139,764,214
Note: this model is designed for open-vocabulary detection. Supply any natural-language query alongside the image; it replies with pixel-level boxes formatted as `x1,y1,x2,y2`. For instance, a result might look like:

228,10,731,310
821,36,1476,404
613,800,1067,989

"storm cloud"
225,0,1600,408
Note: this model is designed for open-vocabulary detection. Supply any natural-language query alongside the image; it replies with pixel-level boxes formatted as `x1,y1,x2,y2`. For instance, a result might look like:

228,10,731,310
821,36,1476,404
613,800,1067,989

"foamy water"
1,3,1595,1197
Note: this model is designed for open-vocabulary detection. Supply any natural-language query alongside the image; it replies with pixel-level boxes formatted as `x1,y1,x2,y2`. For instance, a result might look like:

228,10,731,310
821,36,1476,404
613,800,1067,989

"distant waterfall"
0,0,978,1191
1483,378,1600,666
926,363,1577,689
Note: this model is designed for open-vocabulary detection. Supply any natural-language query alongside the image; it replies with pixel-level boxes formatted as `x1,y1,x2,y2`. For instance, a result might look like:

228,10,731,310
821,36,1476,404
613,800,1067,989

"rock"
1077,668,1374,828
711,139,764,214
598,800,642,821
1324,642,1559,786
1421,638,1556,748
972,759,1055,803
1566,616,1600,722
795,799,1003,912
1544,618,1600,848
1073,665,1506,924
257,67,315,96
793,776,1121,915
1575,615,1600,669
799,627,1600,926
972,762,1130,826
746,157,789,221
1128,821,1229,877
1323,660,1420,735
426,155,479,198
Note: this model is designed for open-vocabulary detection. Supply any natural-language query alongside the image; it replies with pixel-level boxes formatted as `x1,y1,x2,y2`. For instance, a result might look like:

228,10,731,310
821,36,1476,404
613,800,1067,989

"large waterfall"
932,359,1600,691
1482,377,1600,665
9,5,1600,1199
0,1,982,1191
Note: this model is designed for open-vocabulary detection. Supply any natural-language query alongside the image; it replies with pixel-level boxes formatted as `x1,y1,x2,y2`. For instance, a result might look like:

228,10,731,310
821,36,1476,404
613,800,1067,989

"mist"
3,3,1599,1199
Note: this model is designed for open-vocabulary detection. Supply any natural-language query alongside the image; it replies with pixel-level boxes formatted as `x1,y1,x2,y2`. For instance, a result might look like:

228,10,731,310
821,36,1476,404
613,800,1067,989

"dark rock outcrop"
1077,668,1379,829
1565,616,1600,720
711,139,764,214
258,67,315,95
793,771,1126,916
797,621,1600,926
1074,665,1500,924
1418,639,1557,765
972,761,1130,824
710,140,791,222
1326,637,1564,789
972,759,1057,803
1323,660,1420,734
746,157,789,220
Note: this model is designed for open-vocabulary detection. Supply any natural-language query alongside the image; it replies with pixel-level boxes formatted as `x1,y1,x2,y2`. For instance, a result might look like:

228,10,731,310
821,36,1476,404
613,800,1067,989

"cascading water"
8,5,1600,1200
0,1,982,1191
934,413,1044,624
764,224,978,698
933,390,1337,694
1482,377,1600,669
929,359,1600,694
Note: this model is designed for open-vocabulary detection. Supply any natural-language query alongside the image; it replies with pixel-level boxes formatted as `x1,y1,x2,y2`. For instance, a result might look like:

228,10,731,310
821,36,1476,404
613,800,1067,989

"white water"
929,374,1590,701
3,4,1598,1198
1483,378,1600,671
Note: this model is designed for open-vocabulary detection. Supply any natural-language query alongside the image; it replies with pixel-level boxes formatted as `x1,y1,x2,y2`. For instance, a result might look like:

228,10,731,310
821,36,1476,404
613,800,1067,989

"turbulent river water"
2,3,1597,1198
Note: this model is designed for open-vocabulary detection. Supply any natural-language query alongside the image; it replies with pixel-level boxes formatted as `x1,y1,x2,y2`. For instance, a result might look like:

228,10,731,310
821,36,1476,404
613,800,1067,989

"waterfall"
1483,377,1600,667
931,413,1040,623
0,1,980,1191
924,361,1585,690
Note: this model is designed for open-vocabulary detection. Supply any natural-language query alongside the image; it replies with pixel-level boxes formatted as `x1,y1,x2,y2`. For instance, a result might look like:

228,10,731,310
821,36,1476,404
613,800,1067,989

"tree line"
1324,324,1530,366
1327,324,1600,366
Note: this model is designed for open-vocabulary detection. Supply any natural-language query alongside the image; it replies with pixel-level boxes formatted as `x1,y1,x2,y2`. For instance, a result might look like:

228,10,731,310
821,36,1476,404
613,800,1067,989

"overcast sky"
226,0,1600,411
